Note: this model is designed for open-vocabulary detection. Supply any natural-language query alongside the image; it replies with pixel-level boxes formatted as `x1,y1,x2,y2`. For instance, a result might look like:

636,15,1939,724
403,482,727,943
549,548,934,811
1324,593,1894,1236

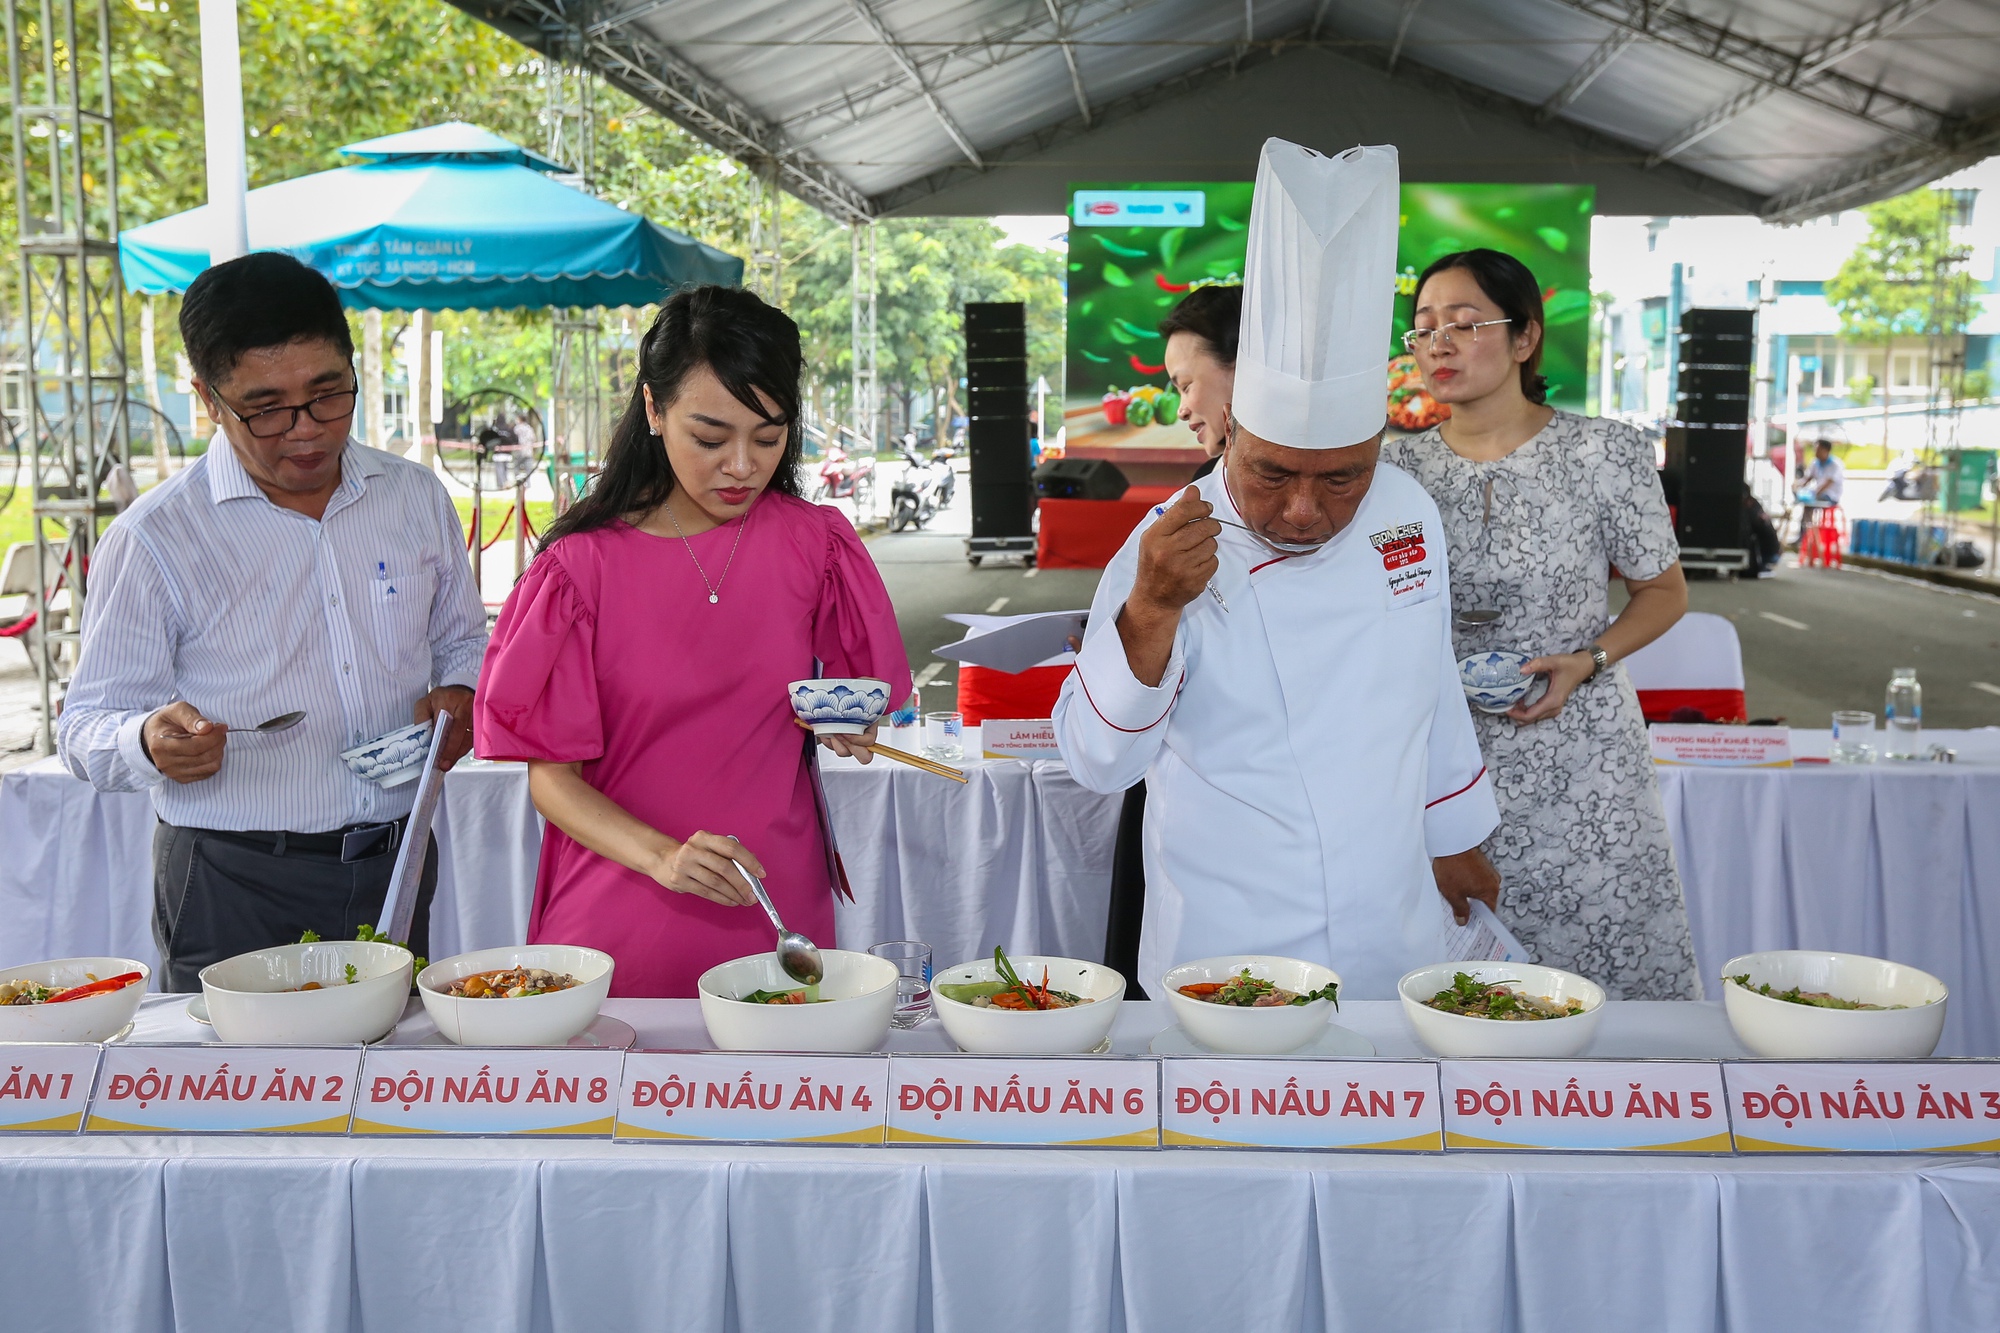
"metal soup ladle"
729,846,824,987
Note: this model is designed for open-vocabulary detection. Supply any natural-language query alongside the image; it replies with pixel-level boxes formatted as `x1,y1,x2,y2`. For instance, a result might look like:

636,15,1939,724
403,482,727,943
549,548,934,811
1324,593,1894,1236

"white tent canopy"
454,0,2000,221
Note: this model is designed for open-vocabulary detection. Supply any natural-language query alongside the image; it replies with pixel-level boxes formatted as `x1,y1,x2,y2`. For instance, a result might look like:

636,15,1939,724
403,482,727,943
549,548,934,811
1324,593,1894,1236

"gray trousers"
152,821,438,993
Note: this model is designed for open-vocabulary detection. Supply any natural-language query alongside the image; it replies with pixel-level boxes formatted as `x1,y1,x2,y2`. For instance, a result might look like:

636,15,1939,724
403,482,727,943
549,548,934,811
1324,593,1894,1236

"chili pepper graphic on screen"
1129,354,1165,375
1154,273,1191,293
1098,236,1150,258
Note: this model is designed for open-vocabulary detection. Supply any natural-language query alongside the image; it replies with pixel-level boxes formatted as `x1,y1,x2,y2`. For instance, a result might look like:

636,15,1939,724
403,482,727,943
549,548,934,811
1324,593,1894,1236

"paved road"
9,472,1992,775
1655,563,2000,729
871,470,2000,730
864,462,1097,716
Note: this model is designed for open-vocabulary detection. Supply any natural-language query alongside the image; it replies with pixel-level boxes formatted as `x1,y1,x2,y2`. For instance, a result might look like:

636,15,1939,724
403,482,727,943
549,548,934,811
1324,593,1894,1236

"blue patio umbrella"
119,122,742,309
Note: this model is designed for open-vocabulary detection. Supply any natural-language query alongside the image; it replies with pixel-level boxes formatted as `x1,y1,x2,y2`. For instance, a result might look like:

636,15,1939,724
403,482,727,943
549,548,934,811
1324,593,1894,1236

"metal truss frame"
6,0,129,754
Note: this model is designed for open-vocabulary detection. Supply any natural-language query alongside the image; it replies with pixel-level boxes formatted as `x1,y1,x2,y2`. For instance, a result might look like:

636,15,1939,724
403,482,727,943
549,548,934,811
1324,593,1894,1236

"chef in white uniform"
1055,139,1502,1000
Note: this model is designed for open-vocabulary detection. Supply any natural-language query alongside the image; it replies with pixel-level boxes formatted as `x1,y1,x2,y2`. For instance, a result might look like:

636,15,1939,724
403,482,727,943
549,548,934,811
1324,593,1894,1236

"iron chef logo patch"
1371,522,1436,603
1370,522,1426,569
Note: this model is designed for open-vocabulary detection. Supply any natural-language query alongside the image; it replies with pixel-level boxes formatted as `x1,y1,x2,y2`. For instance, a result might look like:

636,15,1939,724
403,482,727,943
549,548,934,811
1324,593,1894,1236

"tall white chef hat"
1233,139,1400,449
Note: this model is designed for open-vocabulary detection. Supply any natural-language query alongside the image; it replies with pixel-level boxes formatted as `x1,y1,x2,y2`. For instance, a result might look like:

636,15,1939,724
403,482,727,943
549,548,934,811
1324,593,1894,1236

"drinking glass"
1831,710,1877,764
923,711,964,761
868,941,933,1028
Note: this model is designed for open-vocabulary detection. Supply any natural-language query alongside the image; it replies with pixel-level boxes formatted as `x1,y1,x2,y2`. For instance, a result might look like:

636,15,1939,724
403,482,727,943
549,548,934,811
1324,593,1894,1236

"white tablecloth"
5,730,1998,1054
0,750,1119,984
3,997,1996,1333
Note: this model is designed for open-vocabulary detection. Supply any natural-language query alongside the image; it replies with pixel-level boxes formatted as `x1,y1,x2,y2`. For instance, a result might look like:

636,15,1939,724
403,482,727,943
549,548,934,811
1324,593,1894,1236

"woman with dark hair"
474,286,910,997
1158,283,1241,479
1101,284,1243,994
1380,249,1696,1000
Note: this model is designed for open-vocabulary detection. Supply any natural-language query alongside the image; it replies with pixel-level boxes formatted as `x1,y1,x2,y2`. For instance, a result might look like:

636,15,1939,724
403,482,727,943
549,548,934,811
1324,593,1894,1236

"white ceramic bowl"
698,950,897,1052
417,945,614,1046
787,677,892,736
1398,961,1606,1057
340,720,433,787
200,942,413,1044
0,956,150,1042
1160,955,1341,1055
1720,950,1947,1058
933,955,1125,1054
1458,651,1537,714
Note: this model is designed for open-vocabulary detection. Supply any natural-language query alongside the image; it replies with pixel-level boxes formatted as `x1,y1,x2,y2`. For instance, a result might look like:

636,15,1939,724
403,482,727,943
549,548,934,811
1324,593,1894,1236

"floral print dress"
1383,411,1700,1000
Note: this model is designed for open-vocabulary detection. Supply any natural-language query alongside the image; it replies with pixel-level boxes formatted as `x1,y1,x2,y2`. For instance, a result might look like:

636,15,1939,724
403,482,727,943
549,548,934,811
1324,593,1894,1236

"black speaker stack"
1664,307,1752,573
1033,457,1129,501
963,302,1036,565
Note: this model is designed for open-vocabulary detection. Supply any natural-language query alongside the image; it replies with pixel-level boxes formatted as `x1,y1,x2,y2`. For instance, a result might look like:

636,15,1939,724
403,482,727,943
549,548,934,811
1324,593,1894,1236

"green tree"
1825,188,1979,422
7,1,1065,453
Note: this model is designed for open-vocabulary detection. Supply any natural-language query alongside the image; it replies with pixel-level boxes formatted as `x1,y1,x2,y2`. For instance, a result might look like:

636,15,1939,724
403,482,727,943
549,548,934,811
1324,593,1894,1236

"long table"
4,731,1999,1053
5,994,1997,1333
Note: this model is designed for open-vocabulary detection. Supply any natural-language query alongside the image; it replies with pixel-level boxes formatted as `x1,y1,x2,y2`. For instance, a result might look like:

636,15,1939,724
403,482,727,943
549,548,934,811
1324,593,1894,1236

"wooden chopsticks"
864,742,968,783
794,717,969,782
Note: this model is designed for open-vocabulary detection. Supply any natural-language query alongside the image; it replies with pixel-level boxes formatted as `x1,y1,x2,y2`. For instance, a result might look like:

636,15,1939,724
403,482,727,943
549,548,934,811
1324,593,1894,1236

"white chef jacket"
1054,462,1499,999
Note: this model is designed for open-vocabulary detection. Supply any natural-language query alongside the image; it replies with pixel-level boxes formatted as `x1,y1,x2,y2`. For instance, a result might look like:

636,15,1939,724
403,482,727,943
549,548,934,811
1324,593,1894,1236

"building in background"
1594,157,1999,460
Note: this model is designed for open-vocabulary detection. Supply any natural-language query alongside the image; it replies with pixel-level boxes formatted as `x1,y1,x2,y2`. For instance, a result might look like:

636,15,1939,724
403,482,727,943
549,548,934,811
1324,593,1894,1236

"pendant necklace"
663,501,745,604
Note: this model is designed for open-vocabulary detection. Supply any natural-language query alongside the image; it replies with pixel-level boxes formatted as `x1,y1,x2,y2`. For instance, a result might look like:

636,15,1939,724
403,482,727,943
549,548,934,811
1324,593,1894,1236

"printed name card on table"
1648,724,1792,768
886,1055,1158,1147
981,719,1061,760
1161,1059,1442,1150
352,1047,622,1137
1724,1063,2000,1153
0,1045,101,1133
616,1052,888,1144
1439,1061,1732,1152
86,1046,359,1134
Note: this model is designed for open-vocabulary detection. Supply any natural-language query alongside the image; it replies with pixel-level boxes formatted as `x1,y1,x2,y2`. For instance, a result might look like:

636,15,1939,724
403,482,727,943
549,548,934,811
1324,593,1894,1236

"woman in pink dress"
474,286,910,997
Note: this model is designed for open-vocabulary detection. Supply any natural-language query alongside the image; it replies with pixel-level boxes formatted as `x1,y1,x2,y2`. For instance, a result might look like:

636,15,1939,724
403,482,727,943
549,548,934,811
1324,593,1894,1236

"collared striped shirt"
57,438,488,832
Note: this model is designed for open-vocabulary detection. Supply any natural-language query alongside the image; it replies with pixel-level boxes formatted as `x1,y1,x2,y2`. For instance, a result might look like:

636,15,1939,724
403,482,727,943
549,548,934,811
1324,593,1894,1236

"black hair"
538,285,804,551
1414,248,1548,405
177,251,355,386
1157,283,1242,365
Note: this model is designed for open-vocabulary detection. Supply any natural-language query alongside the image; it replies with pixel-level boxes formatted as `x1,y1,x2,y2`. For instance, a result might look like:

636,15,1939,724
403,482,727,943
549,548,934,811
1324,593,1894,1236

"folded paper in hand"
1436,901,1530,964
933,610,1088,675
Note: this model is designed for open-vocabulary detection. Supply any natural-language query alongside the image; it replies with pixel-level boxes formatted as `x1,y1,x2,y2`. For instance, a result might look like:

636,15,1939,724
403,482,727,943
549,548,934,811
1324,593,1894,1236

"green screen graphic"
1065,181,1594,445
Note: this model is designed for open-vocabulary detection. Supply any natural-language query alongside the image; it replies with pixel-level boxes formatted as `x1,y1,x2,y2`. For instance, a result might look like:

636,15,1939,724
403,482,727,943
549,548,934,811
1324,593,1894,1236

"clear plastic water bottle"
887,686,922,750
1884,667,1922,760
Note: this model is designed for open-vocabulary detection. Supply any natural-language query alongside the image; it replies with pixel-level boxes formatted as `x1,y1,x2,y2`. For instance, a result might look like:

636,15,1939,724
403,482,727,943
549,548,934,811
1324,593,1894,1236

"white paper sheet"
933,610,1088,674
1437,900,1531,964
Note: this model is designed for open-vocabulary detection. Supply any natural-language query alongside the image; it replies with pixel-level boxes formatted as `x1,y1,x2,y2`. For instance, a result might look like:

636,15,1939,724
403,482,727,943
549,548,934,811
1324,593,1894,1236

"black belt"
198,817,407,864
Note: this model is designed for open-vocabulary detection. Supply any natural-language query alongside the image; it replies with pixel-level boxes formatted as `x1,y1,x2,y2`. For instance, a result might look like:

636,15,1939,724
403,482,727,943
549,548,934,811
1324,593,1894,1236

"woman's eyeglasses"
1401,318,1513,354
209,382,359,439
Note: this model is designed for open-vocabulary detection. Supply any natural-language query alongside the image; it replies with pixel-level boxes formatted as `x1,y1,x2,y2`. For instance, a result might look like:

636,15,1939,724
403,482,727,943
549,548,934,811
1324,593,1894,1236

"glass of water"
923,711,964,761
868,941,932,1028
1831,710,1878,764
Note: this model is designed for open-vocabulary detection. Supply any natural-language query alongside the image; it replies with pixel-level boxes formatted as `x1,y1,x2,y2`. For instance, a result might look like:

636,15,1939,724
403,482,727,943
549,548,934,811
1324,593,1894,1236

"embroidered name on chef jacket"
1371,521,1434,602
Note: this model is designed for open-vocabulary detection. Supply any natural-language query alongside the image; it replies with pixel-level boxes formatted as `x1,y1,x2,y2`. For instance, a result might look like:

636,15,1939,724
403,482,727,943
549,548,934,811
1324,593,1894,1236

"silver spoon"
224,710,306,734
1454,609,1502,629
729,850,823,987
1212,514,1330,555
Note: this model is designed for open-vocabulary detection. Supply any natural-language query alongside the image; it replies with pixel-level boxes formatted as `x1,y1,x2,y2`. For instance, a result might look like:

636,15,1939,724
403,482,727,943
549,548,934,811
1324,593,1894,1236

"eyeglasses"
208,379,359,439
1401,319,1513,355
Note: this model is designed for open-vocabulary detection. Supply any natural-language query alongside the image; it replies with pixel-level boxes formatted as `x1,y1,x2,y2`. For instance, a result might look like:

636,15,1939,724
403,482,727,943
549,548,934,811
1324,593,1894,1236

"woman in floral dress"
1381,249,1699,1000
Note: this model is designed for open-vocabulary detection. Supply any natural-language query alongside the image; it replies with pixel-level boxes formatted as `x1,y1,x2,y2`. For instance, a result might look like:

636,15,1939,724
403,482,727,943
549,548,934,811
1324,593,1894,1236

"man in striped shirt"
58,253,488,990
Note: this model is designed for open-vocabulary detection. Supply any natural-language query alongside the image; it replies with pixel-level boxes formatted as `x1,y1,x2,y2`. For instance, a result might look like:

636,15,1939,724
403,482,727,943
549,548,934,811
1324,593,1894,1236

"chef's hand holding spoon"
1118,485,1219,686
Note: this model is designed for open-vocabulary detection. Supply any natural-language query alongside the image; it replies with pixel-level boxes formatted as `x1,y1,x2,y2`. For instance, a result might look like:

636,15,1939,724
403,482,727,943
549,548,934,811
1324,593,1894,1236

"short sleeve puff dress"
475,491,910,997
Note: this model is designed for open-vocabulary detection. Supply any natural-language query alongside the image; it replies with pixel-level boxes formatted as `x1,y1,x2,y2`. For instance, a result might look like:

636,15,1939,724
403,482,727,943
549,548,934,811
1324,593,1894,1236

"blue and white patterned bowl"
340,720,433,788
1457,651,1537,714
788,677,893,736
